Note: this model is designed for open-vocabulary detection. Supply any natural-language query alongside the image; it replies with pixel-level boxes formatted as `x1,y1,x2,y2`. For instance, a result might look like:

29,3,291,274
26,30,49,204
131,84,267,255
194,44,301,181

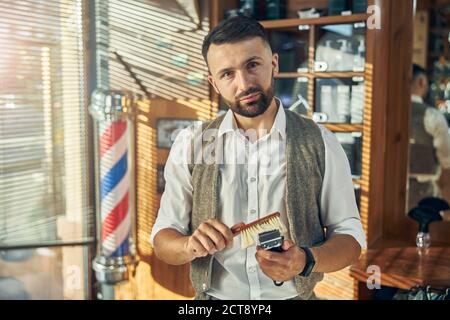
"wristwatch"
298,247,315,277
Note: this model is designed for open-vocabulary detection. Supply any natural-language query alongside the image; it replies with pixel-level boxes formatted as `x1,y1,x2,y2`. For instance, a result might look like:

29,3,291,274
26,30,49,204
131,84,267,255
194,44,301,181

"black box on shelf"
328,0,349,16
265,0,286,20
328,0,368,16
239,0,265,20
230,0,287,20
352,0,368,14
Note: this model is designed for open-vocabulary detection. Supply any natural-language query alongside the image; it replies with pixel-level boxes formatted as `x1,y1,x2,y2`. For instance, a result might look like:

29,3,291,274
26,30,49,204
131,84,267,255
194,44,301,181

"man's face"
206,37,279,118
420,74,429,97
413,74,429,98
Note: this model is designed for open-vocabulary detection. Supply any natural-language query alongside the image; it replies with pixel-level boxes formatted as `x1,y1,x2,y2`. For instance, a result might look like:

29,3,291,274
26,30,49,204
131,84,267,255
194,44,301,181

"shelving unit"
263,13,368,124
263,13,369,299
216,6,370,202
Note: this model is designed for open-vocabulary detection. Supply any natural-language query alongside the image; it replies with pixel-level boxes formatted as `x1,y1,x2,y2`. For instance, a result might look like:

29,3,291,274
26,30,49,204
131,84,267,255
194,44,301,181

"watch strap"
299,246,315,277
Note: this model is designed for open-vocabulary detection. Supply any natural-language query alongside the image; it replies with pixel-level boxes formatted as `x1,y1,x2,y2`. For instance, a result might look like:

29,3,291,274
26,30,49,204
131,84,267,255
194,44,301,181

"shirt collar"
411,94,424,104
218,97,286,139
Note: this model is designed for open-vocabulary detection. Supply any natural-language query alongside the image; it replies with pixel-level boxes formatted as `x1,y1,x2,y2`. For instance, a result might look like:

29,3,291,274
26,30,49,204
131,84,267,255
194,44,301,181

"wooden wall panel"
115,98,216,299
413,11,429,68
379,0,414,243
361,0,390,248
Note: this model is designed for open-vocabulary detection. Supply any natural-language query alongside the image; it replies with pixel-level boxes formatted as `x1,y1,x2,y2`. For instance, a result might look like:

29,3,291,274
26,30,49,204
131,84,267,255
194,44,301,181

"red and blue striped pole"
99,119,131,258
90,90,137,289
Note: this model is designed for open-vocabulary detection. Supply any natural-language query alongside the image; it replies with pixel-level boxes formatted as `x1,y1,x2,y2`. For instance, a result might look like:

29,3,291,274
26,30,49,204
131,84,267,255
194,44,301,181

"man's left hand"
255,240,306,283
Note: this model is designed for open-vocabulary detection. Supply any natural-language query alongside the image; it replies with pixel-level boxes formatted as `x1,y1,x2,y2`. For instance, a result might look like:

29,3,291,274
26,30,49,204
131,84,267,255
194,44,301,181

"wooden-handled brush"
230,212,287,249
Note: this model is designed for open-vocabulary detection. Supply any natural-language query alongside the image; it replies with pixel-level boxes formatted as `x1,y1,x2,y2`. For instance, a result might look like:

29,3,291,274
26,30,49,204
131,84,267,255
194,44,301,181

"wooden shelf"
430,27,450,35
371,236,450,249
351,247,450,294
429,52,448,58
314,71,365,78
275,72,365,79
323,123,364,132
275,72,311,79
259,13,370,29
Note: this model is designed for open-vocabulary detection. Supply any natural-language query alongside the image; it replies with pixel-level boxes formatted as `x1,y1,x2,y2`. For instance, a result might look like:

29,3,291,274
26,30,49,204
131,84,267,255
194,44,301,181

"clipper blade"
231,212,287,249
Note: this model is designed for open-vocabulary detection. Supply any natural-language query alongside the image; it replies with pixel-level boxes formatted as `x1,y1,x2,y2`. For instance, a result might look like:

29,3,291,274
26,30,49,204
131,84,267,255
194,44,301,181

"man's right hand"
184,218,234,260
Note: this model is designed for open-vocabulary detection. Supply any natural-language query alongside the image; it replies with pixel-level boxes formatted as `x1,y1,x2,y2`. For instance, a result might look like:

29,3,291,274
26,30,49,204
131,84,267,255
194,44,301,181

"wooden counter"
350,247,450,299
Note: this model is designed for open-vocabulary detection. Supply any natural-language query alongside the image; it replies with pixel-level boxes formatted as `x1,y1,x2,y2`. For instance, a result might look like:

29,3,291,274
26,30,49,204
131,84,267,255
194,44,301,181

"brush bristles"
240,215,287,249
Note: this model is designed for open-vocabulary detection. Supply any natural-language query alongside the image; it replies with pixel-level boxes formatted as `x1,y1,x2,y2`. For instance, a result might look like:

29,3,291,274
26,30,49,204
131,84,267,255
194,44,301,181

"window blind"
0,0,94,248
95,0,210,100
94,0,213,258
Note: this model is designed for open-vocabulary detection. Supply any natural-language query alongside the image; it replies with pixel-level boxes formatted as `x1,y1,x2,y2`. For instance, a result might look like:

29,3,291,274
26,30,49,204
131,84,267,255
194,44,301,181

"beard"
222,74,275,118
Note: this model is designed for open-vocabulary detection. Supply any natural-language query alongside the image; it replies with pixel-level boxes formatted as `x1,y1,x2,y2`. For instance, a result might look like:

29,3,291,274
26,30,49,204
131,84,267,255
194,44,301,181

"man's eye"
248,62,258,69
222,72,232,79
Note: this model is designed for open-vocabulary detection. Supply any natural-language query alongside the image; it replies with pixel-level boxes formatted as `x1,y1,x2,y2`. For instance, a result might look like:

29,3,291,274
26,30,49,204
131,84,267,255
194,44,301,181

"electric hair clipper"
258,229,284,286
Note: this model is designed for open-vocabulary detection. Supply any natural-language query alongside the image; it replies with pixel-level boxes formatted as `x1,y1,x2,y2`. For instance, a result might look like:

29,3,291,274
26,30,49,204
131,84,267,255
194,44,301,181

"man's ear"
272,53,279,76
208,75,220,94
417,74,427,89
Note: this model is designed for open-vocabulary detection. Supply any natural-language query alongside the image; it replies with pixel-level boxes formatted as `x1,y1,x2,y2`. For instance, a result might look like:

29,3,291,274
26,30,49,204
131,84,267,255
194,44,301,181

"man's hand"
184,218,234,261
255,240,306,283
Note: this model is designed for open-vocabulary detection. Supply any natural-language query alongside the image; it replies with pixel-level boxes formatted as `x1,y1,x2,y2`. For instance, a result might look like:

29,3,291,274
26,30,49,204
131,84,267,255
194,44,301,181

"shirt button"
202,283,207,290
250,209,256,214
250,177,256,182
248,266,256,273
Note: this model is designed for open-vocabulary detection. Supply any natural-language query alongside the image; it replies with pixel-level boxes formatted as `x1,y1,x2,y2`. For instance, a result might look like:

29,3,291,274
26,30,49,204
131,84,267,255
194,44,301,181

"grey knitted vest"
409,102,439,175
187,110,326,300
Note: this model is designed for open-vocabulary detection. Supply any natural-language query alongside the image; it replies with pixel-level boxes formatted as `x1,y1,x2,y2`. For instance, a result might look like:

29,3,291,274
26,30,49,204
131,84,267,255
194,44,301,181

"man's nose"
235,71,252,93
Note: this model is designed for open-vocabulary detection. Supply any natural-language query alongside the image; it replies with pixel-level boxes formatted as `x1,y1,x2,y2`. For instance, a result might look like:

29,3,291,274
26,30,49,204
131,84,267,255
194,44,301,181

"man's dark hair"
413,64,427,82
202,16,271,64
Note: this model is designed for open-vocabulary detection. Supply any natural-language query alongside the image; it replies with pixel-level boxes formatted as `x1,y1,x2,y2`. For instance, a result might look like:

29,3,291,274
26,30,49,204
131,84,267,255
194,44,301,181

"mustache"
235,87,262,101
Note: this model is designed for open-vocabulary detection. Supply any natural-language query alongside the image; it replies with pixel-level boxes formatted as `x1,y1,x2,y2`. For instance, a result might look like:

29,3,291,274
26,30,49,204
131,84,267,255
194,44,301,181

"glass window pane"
335,132,362,178
0,246,90,300
0,0,93,248
315,23,366,72
275,77,309,110
268,29,309,73
314,77,365,124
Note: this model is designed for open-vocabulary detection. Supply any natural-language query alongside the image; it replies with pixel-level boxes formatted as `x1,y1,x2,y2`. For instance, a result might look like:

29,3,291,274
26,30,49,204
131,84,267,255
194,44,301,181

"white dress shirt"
150,100,367,300
411,95,450,171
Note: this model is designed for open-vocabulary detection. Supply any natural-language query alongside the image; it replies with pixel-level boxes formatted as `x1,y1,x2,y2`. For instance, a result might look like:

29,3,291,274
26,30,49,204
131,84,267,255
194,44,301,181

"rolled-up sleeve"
318,125,367,249
424,107,450,169
149,127,194,246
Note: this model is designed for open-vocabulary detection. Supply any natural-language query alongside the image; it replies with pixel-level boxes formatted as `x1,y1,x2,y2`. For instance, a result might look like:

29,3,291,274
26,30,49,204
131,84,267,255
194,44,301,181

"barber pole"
99,119,131,257
90,90,137,291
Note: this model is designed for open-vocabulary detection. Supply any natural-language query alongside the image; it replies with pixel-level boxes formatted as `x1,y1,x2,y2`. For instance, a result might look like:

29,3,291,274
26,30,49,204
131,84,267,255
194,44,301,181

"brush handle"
230,212,281,236
231,222,246,236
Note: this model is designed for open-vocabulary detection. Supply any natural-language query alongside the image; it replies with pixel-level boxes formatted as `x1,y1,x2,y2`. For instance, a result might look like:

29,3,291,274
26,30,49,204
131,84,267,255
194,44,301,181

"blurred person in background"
409,64,450,219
